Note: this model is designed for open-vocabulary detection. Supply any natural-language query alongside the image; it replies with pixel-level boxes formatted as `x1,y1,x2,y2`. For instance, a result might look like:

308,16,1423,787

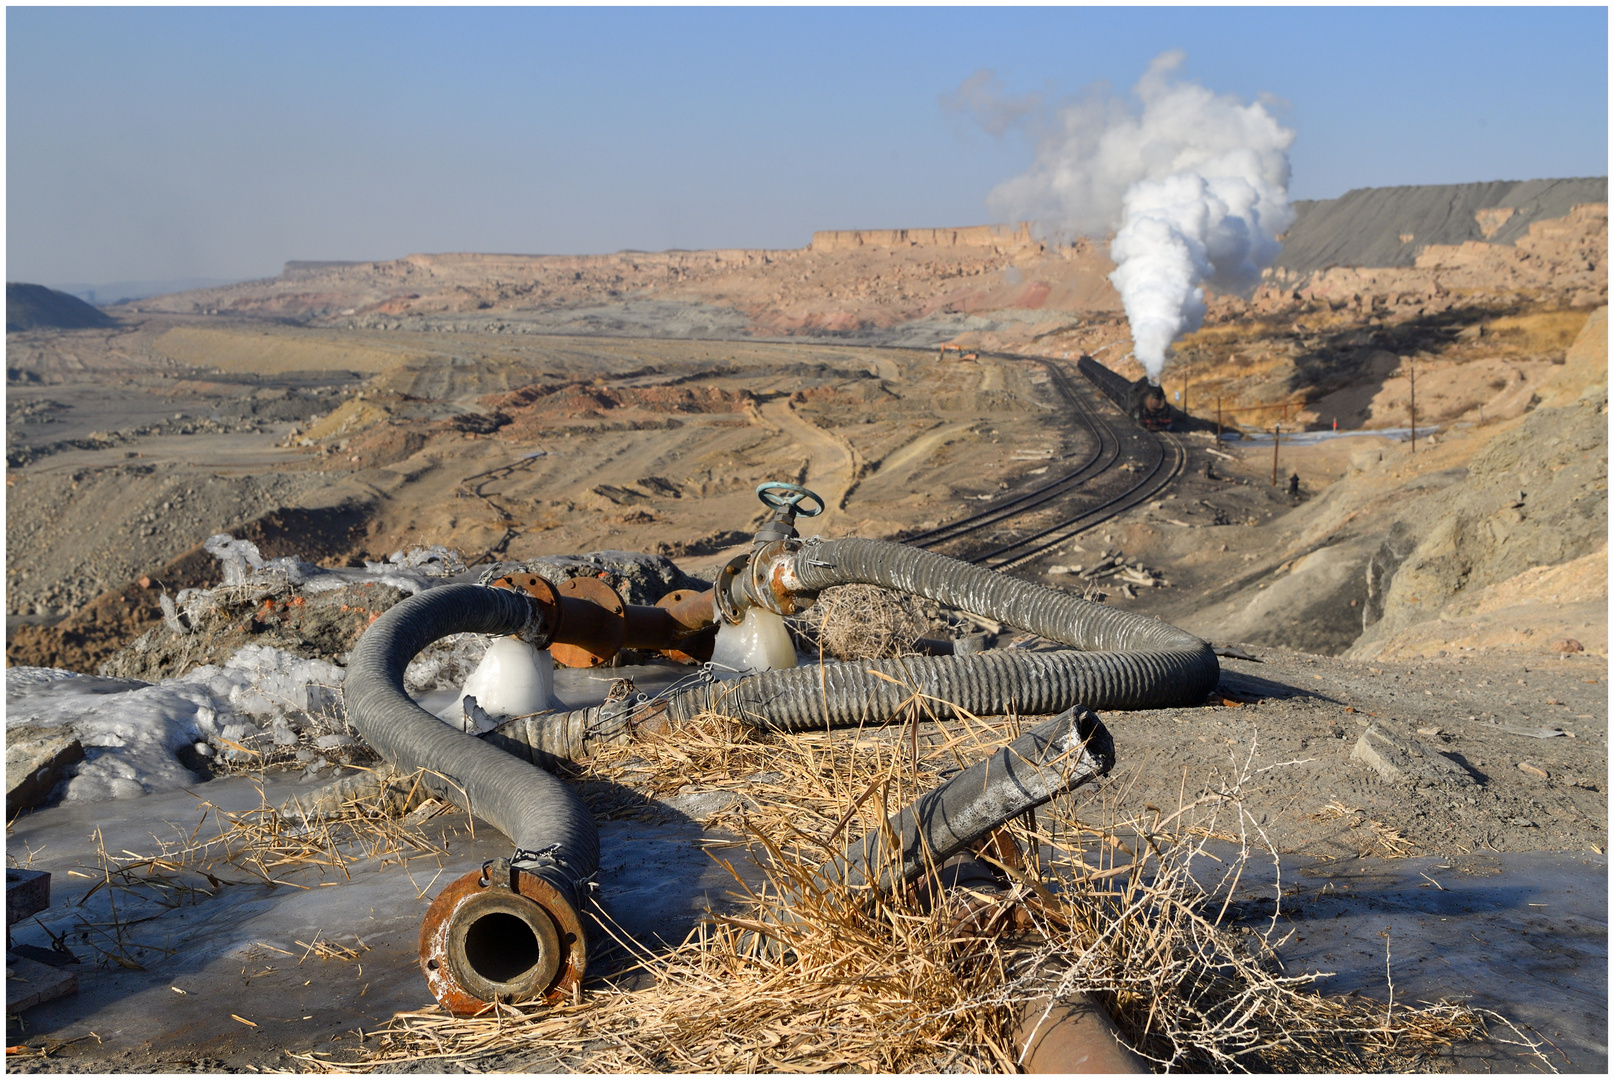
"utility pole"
1272,423,1280,486
1183,375,1189,417
1216,396,1222,442
1409,358,1417,454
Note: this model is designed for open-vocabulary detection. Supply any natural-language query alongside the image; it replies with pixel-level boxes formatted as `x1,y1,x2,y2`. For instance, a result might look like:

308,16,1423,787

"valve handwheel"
756,481,825,518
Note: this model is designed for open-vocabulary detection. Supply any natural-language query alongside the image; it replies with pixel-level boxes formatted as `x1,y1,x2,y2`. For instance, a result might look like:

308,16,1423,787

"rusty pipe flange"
717,542,819,622
419,859,587,1016
747,539,817,616
714,553,750,625
655,589,717,664
550,576,626,668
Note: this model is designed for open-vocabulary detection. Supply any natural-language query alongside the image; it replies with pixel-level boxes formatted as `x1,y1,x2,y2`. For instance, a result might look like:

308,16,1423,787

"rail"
903,352,1187,572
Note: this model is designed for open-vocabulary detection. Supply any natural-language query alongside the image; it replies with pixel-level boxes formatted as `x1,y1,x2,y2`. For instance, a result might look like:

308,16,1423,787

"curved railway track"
902,352,1187,572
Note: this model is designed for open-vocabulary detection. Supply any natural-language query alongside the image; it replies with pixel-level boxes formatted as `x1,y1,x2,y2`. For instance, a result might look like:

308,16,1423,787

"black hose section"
485,537,1216,755
734,706,1112,958
824,705,1113,894
343,584,599,900
662,539,1215,731
794,537,1205,655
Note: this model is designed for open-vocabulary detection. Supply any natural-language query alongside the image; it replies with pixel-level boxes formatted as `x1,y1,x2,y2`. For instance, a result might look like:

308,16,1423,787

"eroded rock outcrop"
1348,307,1608,659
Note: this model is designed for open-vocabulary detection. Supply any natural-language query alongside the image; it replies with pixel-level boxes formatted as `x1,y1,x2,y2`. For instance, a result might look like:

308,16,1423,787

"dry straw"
801,582,934,660
325,699,1543,1074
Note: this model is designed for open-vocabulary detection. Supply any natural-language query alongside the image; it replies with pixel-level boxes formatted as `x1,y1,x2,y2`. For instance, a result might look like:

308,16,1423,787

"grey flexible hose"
825,704,1113,894
343,584,598,902
736,705,1112,958
491,538,1218,760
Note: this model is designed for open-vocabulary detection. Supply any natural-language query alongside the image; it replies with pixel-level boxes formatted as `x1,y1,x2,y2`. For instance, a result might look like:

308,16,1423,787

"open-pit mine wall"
1274,176,1608,277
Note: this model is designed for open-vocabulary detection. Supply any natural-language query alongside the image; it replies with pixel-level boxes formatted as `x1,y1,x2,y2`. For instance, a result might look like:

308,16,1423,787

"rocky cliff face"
1348,307,1608,659
808,223,1039,253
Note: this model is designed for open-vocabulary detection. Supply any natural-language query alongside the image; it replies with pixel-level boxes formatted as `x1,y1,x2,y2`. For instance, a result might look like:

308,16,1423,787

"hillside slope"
7,282,117,332
1274,177,1608,276
1348,306,1608,659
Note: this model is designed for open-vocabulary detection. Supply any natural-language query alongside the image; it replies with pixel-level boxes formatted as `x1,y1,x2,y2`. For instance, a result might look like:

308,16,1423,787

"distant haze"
47,278,256,305
7,7,1607,287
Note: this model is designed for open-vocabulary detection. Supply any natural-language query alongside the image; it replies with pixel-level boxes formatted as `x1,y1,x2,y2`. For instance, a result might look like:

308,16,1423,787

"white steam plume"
960,52,1295,380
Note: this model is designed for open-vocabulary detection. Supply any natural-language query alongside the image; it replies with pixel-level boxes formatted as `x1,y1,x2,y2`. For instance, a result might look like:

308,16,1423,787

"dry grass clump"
335,709,1535,1074
801,582,935,660
1310,800,1419,859
1479,308,1593,356
993,790,1489,1072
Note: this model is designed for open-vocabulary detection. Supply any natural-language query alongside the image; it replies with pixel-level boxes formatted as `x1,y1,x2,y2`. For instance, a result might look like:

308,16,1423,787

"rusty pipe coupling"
419,857,588,1015
487,571,719,668
715,538,820,623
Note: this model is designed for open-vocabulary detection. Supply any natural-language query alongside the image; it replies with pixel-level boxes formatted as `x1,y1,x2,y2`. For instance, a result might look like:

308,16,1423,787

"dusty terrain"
5,180,1608,1071
3,645,1605,1074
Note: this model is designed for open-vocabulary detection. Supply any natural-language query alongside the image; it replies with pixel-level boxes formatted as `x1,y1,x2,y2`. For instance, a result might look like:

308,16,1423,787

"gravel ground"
1100,645,1607,858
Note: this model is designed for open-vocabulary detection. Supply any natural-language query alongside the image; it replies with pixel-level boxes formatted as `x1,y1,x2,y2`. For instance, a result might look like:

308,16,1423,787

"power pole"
1272,424,1280,486
1409,358,1417,454
1216,396,1222,442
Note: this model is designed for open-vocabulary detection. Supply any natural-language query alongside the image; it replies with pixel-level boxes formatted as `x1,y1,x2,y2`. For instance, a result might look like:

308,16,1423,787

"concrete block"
6,868,50,925
1351,723,1476,786
5,726,83,816
5,954,78,1011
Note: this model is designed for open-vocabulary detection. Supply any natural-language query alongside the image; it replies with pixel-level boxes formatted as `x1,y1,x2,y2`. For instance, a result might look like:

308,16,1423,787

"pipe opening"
464,911,542,985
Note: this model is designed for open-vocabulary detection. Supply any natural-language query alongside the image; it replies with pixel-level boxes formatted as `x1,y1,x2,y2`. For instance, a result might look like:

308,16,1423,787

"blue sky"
7,6,1608,288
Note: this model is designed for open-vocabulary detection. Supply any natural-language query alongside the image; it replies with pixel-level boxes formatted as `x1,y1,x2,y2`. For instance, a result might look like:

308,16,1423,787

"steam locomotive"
1076,355,1178,431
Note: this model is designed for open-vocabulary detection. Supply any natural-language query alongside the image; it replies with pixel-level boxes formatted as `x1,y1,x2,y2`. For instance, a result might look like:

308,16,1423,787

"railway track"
903,352,1188,572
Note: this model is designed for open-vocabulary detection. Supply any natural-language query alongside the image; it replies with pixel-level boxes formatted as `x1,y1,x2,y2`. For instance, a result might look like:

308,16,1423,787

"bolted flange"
549,577,627,668
419,859,587,1016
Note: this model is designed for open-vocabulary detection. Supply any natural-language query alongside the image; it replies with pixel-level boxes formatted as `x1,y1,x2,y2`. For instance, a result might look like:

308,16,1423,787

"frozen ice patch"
181,535,465,617
6,647,349,803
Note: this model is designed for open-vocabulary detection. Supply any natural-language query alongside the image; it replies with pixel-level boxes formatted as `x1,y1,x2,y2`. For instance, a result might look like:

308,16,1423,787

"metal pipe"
488,572,716,667
1015,992,1150,1073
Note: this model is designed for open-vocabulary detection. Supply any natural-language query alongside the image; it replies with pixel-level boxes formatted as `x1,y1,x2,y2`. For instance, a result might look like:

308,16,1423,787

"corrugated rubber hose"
735,704,1113,959
489,538,1218,763
343,584,598,904
825,704,1113,894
